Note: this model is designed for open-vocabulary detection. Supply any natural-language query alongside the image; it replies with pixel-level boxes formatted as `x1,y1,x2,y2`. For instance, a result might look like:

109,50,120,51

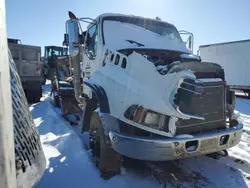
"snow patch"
41,144,61,168
198,78,223,82
180,53,201,60
186,145,197,151
60,156,66,163
156,65,168,74
49,168,54,173
33,117,44,127
176,134,194,139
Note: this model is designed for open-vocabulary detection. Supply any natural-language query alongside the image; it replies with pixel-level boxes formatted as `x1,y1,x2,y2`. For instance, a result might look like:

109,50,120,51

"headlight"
124,105,169,130
144,111,160,126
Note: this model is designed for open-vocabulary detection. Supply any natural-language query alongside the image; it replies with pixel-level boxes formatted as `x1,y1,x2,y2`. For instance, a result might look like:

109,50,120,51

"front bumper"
109,123,243,161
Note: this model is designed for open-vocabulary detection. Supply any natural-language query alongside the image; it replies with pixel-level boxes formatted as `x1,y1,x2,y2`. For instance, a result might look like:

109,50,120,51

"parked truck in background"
8,38,44,102
199,39,250,96
43,45,81,122
64,12,243,179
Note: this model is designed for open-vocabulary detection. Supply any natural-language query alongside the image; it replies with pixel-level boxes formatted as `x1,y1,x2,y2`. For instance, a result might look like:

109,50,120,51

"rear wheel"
89,111,122,180
33,95,41,103
34,87,42,103
25,88,41,103
41,72,46,85
51,89,60,107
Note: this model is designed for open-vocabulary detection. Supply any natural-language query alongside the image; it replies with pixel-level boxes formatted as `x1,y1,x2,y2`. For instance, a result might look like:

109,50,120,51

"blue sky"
5,0,250,55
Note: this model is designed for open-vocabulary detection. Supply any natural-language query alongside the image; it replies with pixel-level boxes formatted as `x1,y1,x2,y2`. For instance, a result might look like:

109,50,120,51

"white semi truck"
64,11,243,179
199,40,250,96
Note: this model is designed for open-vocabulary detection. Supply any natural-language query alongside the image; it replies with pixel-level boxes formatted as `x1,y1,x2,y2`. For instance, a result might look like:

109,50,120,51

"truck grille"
9,52,46,188
173,78,226,134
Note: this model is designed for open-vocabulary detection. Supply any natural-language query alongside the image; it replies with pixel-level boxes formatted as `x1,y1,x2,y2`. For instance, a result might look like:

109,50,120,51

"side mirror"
66,19,80,57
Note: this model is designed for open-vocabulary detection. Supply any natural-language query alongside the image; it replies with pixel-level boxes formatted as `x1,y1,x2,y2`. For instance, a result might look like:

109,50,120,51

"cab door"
82,23,102,95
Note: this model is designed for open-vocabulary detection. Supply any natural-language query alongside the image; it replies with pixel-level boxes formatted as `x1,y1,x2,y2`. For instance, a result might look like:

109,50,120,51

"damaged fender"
86,51,197,137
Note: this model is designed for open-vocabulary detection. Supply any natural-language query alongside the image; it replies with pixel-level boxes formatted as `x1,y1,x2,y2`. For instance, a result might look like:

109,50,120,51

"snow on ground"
33,83,160,188
33,82,250,188
218,98,250,184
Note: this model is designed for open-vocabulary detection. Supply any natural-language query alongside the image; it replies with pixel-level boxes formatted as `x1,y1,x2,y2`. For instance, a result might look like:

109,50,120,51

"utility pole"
0,0,17,187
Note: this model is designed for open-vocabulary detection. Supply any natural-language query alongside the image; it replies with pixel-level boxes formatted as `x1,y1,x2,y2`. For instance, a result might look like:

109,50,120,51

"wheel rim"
89,129,101,158
89,112,102,159
88,112,122,178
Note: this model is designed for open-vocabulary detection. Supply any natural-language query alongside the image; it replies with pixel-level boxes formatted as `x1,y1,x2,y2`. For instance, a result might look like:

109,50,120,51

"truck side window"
86,25,98,57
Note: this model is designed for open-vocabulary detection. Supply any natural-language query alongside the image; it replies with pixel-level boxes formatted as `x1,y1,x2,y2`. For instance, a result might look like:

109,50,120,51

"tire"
25,88,41,103
51,89,60,107
24,89,32,103
89,111,122,180
33,87,42,103
26,95,33,103
33,95,41,103
41,72,46,85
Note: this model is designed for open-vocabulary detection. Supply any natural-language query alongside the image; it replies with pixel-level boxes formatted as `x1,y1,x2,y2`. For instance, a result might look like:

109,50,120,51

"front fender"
84,81,110,113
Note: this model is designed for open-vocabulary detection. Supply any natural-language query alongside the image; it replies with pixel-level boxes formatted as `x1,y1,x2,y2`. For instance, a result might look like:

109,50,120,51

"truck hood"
103,20,191,54
87,52,196,137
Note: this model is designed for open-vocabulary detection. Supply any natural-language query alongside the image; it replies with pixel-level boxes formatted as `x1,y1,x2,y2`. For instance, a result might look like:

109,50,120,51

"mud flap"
59,96,80,115
59,96,81,125
90,112,122,180
99,135,123,179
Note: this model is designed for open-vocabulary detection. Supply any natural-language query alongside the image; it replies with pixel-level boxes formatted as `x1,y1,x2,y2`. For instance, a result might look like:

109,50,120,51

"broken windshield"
102,16,182,42
101,15,188,52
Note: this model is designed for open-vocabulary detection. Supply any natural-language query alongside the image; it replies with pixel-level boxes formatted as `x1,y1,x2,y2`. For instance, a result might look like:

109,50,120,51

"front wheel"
89,111,122,180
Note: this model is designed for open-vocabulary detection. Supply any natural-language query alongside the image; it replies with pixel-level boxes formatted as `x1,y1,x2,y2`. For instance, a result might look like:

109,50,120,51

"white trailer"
199,40,250,95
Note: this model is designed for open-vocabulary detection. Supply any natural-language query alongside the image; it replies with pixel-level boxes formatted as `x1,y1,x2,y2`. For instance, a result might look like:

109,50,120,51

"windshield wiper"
125,39,145,47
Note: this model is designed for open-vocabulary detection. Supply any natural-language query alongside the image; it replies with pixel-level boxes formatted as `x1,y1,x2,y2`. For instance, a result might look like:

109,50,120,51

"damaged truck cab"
64,12,243,175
